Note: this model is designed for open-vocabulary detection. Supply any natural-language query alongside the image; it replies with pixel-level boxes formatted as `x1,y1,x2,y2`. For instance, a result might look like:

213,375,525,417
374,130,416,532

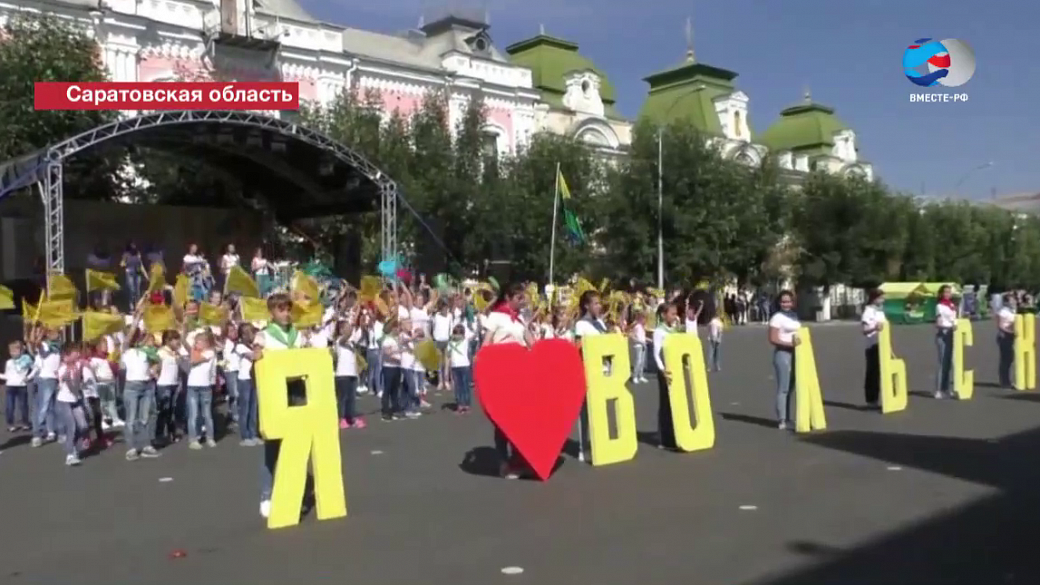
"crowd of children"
2,272,728,510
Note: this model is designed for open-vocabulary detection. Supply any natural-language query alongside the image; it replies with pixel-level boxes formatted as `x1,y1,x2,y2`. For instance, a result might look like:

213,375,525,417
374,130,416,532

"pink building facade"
0,0,558,156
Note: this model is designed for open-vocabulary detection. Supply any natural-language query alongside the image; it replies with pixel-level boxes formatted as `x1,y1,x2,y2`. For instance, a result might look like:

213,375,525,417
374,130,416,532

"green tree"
600,118,778,287
0,14,123,199
496,132,601,283
791,173,910,289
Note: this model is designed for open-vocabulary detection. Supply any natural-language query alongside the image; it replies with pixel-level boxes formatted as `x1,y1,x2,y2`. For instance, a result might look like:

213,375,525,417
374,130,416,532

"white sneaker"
111,420,125,428
101,420,111,431
45,432,56,442
259,499,271,518
933,391,944,399
357,385,369,394
65,454,81,466
31,437,43,448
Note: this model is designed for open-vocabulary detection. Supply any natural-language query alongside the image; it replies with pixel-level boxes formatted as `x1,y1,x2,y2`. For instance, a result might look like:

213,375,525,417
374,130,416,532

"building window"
581,79,590,95
481,131,499,158
732,111,742,138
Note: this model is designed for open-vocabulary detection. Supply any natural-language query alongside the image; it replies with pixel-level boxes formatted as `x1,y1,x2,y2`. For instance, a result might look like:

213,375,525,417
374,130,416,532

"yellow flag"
225,265,260,297
29,298,78,328
291,301,323,328
172,274,189,308
355,349,367,373
47,273,77,300
85,269,120,292
199,302,228,326
0,284,13,310
373,297,390,318
143,305,175,333
598,278,611,293
291,271,320,303
82,310,124,341
557,167,571,200
241,296,270,323
414,339,441,371
359,276,381,301
146,262,166,294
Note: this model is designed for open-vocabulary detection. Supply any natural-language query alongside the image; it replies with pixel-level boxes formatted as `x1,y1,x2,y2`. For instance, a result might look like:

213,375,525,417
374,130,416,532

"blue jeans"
773,348,795,425
33,378,57,438
708,340,722,371
451,366,473,407
632,344,646,380
335,376,358,422
125,270,141,312
380,366,403,416
96,382,120,423
998,330,1015,386
4,385,29,427
260,385,309,501
403,370,423,413
123,380,155,451
186,385,215,442
936,329,954,393
225,374,239,422
154,384,178,441
256,273,273,297
365,348,382,394
238,378,259,440
54,401,84,456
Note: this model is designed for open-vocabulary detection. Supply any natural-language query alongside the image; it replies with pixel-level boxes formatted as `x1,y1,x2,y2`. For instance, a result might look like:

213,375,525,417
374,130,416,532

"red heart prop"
474,339,587,481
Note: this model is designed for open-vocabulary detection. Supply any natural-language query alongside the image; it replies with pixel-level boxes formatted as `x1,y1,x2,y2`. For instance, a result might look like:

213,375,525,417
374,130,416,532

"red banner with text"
34,82,300,111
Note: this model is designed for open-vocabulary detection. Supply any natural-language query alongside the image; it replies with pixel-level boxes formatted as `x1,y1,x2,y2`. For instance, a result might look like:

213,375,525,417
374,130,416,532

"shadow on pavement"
755,427,1040,585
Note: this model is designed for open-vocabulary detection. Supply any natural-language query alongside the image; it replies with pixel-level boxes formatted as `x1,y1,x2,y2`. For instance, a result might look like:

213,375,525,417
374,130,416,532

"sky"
299,0,1040,200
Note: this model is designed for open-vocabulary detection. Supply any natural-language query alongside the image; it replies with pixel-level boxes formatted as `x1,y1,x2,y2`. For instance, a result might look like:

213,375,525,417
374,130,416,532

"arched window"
732,111,742,138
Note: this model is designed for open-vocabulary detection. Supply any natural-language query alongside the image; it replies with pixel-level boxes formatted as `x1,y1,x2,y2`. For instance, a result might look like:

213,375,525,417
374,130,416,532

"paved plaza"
1,321,1038,585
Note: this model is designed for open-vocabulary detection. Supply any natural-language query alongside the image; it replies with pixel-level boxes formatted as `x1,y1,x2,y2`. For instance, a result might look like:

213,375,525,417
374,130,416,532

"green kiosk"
878,282,960,324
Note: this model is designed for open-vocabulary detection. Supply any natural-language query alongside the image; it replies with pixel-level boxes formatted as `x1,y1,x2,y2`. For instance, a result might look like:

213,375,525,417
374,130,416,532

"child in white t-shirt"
2,340,33,431
333,320,365,430
707,312,724,372
629,313,648,384
89,338,121,430
54,344,88,466
447,324,474,413
234,323,261,445
185,331,217,449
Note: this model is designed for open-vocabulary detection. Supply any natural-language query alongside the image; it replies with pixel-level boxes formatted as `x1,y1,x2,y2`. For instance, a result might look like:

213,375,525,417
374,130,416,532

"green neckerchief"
265,322,298,348
657,323,677,334
135,345,160,363
447,338,465,356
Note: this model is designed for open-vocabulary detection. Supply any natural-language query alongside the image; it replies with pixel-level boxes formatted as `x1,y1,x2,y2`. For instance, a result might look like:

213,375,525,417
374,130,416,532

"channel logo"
903,38,975,88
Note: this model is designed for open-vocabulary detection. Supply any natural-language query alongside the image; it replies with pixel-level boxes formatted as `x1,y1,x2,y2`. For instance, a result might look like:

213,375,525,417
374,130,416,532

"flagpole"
549,161,561,288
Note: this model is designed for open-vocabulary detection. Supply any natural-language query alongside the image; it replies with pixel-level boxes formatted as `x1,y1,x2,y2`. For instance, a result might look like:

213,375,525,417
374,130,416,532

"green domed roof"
637,56,739,136
505,34,621,119
759,96,848,153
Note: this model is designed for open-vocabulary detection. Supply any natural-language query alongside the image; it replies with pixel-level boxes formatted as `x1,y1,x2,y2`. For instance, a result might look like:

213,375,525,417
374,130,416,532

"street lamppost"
657,130,664,290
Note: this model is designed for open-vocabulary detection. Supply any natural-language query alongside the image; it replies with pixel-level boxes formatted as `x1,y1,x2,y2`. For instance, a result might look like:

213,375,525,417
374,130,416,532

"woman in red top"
478,282,534,478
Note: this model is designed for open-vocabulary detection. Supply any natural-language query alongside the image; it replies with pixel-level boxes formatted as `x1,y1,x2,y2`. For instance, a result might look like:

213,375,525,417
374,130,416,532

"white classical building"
0,0,632,158
0,0,871,176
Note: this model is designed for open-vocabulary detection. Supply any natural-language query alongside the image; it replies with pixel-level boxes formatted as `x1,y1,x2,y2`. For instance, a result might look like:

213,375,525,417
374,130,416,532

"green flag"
556,168,585,245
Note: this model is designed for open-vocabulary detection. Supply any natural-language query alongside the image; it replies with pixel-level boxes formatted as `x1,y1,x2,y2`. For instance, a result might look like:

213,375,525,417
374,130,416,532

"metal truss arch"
29,110,397,273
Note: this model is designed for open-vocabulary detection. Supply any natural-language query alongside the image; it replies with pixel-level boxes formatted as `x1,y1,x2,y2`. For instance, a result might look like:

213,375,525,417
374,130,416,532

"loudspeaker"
333,230,361,285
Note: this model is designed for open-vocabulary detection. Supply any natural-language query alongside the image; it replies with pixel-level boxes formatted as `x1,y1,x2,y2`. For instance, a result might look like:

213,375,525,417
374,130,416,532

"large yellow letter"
582,333,637,466
953,318,974,400
794,327,827,433
661,333,715,451
256,348,347,529
878,324,908,413
1014,314,1036,391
